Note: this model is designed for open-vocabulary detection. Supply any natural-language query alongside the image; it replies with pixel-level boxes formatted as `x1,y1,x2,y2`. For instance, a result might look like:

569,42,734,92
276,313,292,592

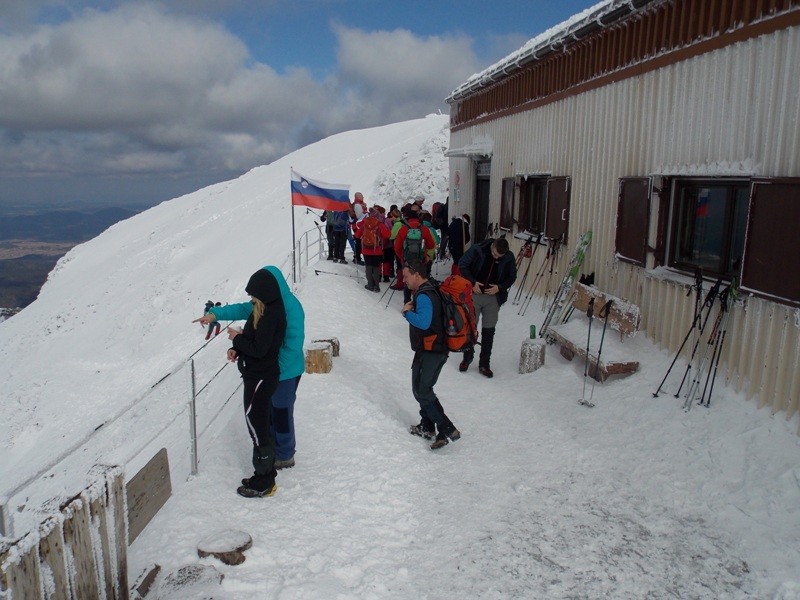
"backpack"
361,216,381,251
403,225,425,262
436,274,477,352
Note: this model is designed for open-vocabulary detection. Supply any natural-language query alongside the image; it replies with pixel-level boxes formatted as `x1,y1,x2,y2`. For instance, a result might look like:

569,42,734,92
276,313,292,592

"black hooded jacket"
231,269,287,379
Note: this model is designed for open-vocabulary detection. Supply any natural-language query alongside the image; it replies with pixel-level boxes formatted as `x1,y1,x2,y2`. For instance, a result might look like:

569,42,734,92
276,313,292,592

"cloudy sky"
0,0,598,210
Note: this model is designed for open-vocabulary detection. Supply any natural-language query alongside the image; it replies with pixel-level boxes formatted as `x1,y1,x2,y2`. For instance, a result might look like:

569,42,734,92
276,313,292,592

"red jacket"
354,216,391,256
394,218,436,263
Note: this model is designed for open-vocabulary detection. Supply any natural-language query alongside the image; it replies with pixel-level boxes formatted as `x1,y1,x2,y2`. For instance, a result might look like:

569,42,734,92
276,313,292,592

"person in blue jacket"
196,266,305,471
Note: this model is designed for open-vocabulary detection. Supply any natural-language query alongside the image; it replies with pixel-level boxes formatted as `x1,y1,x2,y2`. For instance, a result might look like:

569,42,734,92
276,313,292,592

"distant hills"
0,206,139,311
0,207,137,243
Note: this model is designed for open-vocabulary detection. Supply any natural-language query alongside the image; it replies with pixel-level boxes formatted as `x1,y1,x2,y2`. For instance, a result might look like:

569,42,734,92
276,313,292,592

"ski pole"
703,329,727,407
683,286,729,411
579,297,596,405
314,269,357,280
518,241,553,315
585,299,613,407
378,274,399,303
673,279,722,398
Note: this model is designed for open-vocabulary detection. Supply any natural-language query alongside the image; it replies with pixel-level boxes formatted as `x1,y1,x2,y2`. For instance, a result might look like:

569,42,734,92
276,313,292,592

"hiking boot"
237,474,277,498
390,283,403,290
382,276,390,282
327,256,334,261
274,457,295,470
459,360,471,372
430,428,461,450
479,366,494,378
409,423,435,440
364,284,374,291
338,258,348,264
356,259,365,265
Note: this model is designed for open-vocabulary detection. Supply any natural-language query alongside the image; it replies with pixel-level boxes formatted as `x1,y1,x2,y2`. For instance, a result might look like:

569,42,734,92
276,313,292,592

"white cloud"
0,4,481,205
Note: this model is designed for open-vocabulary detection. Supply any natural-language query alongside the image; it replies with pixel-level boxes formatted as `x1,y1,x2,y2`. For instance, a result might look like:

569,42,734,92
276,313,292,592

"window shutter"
545,177,570,242
615,177,651,266
499,177,515,231
652,176,670,267
740,179,800,306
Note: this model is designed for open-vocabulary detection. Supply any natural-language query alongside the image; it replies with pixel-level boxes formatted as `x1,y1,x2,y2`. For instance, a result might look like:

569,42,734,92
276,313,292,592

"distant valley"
0,207,138,311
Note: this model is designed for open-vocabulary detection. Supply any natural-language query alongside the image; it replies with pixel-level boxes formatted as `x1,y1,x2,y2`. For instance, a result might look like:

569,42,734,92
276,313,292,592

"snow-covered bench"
547,283,641,382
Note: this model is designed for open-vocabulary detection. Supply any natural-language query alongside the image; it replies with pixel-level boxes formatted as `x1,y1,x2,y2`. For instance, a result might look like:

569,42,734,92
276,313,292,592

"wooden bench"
547,283,641,382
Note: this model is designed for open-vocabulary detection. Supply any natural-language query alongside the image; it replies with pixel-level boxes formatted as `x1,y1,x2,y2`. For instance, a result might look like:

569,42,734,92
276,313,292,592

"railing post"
188,359,199,476
0,497,12,539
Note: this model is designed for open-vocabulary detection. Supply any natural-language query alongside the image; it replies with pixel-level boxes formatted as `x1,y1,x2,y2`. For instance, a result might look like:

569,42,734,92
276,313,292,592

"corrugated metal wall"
449,26,800,425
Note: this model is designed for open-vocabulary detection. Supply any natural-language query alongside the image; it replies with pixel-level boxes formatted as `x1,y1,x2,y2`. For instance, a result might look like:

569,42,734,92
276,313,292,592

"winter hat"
462,213,471,223
413,194,425,206
245,269,281,305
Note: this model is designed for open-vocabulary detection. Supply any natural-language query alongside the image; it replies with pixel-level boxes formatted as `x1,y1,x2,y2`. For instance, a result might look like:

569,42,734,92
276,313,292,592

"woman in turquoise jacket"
199,266,305,469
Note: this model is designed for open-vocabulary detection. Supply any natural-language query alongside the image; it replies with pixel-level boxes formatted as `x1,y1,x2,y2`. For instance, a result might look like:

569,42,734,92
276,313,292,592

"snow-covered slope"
0,114,449,492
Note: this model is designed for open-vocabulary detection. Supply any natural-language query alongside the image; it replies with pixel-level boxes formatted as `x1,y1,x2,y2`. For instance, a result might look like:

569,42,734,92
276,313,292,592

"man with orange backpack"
354,205,391,292
401,259,460,450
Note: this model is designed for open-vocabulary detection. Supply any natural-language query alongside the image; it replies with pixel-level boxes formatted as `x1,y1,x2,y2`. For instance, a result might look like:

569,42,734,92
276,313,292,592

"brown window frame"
615,177,651,266
518,175,549,235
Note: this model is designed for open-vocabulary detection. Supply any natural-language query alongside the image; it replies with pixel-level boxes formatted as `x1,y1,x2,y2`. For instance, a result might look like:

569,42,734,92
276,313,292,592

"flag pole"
290,166,297,284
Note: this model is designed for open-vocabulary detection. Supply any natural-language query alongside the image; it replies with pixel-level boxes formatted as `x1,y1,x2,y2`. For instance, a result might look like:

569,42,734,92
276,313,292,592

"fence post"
188,359,199,476
0,498,12,539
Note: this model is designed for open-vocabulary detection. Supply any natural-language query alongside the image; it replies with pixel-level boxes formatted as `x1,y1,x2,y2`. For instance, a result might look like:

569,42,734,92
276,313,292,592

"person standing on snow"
457,237,517,378
448,214,471,273
402,258,461,450
194,268,286,497
197,267,304,472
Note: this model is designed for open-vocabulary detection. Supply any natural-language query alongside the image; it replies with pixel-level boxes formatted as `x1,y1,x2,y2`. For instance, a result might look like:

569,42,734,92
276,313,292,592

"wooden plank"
570,283,641,339
63,498,101,599
126,448,172,545
91,495,116,600
5,540,44,600
38,519,70,600
549,328,639,381
110,473,129,596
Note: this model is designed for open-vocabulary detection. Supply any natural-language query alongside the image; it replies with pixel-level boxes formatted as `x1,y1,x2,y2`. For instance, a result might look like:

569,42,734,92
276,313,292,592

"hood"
245,269,282,305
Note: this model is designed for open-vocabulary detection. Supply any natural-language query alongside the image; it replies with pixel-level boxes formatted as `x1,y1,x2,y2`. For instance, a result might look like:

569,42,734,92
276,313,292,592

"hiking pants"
411,351,454,435
270,375,301,461
332,230,347,260
242,376,278,479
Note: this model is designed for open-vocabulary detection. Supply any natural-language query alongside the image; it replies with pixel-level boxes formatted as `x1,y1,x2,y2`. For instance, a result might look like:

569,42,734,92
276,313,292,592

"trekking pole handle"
599,299,613,318
586,297,595,318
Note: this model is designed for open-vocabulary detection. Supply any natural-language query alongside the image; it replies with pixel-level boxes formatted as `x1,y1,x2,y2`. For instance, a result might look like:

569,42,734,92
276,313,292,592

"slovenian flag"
696,191,710,218
291,169,351,211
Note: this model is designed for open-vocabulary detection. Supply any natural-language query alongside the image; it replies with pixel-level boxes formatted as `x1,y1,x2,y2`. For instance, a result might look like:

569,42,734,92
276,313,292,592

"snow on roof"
447,0,627,102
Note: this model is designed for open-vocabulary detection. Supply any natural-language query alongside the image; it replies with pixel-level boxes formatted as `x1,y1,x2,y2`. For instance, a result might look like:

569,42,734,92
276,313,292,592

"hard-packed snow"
1,114,799,599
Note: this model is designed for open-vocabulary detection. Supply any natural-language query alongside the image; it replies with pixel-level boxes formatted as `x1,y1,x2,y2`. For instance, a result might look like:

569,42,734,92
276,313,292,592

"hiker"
203,301,221,339
388,207,405,289
394,206,437,303
419,210,440,276
193,268,286,498
351,192,368,265
320,210,336,260
457,237,517,378
330,209,350,263
448,214,471,272
354,205,391,292
401,258,461,450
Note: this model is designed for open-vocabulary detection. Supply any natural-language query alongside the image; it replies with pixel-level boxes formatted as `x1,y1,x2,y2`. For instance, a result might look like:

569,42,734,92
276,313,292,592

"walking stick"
578,297,596,406
583,300,613,407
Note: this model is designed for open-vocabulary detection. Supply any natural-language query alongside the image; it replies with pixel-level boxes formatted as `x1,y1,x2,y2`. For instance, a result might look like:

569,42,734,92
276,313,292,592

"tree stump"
197,530,252,566
312,337,340,357
305,342,333,374
519,338,546,374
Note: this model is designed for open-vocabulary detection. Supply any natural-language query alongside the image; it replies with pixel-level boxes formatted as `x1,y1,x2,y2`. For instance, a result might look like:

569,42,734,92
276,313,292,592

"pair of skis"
540,231,592,339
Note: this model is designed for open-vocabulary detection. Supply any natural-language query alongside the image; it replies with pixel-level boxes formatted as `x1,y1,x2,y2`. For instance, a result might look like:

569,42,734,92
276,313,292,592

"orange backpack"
437,274,477,352
361,216,382,251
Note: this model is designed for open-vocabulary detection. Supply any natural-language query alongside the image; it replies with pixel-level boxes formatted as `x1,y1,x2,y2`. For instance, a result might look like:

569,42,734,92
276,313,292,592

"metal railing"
0,225,328,540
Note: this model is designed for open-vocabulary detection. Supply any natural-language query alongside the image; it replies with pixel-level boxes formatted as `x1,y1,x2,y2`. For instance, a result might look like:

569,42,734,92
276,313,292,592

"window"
499,177,515,231
519,176,548,234
668,179,749,280
615,178,651,266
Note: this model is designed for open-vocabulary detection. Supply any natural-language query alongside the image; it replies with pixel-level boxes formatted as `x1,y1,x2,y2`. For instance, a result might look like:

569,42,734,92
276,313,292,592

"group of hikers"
194,192,517,498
